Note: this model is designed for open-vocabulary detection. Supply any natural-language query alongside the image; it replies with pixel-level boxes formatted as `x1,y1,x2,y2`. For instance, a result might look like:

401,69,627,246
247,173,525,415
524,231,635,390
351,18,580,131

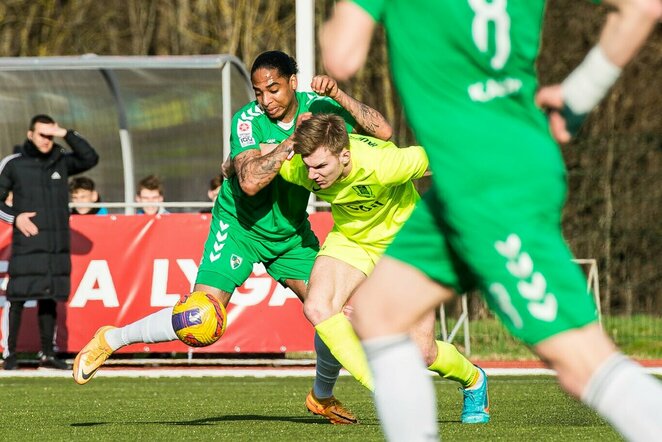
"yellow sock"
427,340,479,388
315,313,374,391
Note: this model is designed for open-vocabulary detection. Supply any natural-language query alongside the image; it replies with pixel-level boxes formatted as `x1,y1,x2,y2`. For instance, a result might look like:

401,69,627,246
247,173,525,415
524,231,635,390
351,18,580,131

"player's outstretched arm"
320,1,376,82
536,0,661,143
234,137,295,196
311,74,392,140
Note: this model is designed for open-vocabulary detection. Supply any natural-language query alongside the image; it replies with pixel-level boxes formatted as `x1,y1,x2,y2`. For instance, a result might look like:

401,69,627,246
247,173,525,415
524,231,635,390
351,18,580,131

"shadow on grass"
72,414,382,427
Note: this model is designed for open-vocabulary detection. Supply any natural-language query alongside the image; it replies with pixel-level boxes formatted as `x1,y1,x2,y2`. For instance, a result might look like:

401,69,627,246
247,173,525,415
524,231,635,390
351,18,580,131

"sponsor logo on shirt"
468,77,523,103
346,200,384,213
237,119,255,148
353,136,378,147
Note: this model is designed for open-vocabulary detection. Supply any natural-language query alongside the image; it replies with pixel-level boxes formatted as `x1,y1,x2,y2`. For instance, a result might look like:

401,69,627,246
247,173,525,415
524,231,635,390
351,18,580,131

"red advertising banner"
0,212,333,354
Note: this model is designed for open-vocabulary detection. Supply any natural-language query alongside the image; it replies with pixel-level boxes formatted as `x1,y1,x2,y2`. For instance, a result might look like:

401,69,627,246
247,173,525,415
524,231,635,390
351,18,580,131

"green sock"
315,313,374,391
427,340,479,388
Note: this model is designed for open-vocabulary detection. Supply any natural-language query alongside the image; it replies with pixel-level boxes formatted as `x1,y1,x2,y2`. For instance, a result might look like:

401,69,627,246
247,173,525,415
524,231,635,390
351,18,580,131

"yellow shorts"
318,229,386,276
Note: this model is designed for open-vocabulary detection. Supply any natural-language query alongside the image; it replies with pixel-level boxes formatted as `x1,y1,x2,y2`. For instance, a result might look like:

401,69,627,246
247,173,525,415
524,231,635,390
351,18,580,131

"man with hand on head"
0,114,98,370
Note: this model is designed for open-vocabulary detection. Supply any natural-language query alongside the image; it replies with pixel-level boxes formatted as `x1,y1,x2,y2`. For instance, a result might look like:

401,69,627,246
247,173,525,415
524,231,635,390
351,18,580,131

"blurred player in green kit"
321,0,662,440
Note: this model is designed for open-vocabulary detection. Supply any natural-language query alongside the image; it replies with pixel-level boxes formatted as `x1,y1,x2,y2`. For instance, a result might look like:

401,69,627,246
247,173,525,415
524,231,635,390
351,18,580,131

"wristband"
562,45,622,115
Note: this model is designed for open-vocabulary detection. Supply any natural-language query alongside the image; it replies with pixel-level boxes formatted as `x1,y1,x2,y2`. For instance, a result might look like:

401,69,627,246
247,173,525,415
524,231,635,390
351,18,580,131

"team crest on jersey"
352,185,373,198
230,254,243,270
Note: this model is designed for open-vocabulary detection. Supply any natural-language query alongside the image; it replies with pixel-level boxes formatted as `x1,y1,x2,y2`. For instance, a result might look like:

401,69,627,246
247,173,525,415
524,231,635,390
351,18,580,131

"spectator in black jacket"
0,114,99,370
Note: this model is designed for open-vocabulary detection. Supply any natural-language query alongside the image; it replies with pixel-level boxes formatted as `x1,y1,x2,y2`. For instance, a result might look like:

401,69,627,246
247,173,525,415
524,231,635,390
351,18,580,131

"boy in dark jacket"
0,114,99,370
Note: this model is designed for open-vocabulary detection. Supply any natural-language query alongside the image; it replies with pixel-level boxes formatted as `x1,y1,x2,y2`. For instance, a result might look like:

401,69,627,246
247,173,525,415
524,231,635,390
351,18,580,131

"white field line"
1,366,661,378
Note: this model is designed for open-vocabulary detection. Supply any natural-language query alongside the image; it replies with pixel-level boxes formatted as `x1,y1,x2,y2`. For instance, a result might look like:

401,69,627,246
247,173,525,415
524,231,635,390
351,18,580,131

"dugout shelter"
0,54,252,213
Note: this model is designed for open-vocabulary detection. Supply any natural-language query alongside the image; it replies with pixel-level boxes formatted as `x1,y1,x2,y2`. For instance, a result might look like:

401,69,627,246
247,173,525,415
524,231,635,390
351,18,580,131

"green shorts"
196,213,319,293
387,176,598,345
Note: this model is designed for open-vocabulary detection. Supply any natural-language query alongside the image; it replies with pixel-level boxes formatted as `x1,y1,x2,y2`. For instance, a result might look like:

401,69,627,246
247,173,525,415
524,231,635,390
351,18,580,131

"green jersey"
357,0,601,343
354,1,564,194
217,91,356,240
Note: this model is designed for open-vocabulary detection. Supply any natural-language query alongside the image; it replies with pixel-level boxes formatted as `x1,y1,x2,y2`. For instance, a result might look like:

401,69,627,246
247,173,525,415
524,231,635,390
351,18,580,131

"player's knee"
303,301,323,325
534,324,616,398
303,299,334,326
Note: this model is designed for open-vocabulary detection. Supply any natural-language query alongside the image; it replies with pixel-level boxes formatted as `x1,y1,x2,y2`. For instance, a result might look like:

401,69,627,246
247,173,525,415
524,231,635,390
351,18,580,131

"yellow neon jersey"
280,134,428,247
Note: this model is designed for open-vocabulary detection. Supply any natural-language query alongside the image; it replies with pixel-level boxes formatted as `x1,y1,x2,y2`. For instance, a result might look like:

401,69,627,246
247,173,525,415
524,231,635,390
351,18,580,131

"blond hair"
293,113,349,157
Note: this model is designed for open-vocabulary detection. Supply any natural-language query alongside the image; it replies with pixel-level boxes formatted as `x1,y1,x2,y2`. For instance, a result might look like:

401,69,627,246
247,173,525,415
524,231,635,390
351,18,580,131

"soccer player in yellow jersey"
278,113,490,423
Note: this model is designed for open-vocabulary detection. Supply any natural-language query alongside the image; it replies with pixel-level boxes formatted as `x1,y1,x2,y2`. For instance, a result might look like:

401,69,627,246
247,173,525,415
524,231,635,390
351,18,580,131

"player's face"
28,122,56,154
71,189,99,215
136,188,163,215
303,147,350,190
252,68,298,123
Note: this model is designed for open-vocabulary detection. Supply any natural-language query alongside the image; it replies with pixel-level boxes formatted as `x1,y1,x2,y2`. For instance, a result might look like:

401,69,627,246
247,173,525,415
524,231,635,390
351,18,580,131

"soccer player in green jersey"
321,0,662,440
277,113,489,424
73,51,392,425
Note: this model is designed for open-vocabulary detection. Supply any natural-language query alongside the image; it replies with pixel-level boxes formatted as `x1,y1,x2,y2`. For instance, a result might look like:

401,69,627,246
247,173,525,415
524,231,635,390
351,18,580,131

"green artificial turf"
0,375,621,441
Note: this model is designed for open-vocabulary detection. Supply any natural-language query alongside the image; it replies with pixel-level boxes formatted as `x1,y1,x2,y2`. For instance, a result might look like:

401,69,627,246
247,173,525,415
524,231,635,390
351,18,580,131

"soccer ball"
171,291,227,347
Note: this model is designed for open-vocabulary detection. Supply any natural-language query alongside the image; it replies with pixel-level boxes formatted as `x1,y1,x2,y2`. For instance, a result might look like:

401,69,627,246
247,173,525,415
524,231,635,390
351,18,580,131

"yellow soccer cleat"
305,390,358,425
73,326,116,385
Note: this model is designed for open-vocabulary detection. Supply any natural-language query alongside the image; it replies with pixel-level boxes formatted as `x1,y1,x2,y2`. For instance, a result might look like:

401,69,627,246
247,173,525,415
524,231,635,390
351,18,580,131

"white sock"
582,352,662,441
104,307,178,351
363,334,439,441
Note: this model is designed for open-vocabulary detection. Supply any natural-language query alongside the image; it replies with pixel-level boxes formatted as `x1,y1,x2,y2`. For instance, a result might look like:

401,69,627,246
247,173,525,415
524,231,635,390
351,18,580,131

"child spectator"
136,174,168,215
70,176,108,215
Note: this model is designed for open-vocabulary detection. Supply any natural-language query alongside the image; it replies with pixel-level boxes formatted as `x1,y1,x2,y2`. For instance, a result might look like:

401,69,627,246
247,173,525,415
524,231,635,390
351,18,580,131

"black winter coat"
0,131,99,301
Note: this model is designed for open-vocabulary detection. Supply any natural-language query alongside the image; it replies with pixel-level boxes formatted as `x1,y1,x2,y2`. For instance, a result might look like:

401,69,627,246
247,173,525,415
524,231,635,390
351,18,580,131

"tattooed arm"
311,75,393,140
234,136,295,196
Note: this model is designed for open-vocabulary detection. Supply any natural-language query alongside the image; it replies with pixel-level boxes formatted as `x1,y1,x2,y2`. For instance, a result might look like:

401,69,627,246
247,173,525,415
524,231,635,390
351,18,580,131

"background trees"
0,0,659,314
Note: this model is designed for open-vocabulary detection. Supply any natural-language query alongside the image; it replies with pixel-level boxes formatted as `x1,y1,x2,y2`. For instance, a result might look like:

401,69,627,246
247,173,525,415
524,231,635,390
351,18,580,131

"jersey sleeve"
229,110,262,159
352,0,385,21
374,143,429,186
0,157,17,223
279,155,313,190
307,95,358,133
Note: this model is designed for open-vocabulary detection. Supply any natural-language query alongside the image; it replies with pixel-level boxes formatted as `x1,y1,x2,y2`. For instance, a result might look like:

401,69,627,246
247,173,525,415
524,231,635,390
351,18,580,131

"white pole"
296,0,315,91
296,0,319,212
222,62,232,162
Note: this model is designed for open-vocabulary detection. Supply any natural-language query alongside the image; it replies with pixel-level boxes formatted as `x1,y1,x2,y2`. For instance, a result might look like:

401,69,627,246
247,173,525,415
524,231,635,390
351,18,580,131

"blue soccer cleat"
460,366,490,424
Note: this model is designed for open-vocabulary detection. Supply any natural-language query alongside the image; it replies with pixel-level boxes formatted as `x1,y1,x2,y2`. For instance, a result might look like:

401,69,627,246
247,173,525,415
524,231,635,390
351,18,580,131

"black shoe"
3,354,18,370
39,355,69,370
